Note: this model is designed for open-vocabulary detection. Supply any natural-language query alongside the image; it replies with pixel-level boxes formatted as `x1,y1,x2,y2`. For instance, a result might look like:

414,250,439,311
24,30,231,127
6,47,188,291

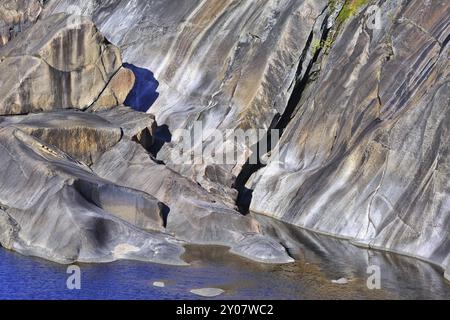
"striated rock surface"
1,110,122,165
251,0,450,275
0,5,294,265
0,100,292,264
0,126,184,264
92,139,293,264
0,0,43,46
0,13,134,115
0,0,447,279
45,0,331,202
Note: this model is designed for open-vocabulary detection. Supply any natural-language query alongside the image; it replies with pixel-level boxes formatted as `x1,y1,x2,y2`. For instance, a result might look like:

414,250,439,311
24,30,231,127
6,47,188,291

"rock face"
250,0,450,275
1,111,122,165
93,105,156,150
0,0,448,280
0,126,184,264
0,0,43,46
0,13,134,115
0,9,293,264
45,0,331,202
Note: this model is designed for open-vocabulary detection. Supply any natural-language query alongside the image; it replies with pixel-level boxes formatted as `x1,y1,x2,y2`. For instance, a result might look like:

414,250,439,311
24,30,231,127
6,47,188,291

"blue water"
0,247,306,300
123,63,159,112
1,223,450,300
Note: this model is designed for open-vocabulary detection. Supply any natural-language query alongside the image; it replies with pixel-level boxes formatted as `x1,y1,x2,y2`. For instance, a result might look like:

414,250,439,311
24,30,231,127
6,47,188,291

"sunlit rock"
0,0,43,46
0,13,134,115
1,110,122,165
45,0,330,204
92,139,293,264
251,0,450,277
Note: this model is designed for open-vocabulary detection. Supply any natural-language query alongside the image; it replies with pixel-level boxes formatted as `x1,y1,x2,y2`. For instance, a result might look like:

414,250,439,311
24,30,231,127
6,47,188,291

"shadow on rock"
123,63,159,112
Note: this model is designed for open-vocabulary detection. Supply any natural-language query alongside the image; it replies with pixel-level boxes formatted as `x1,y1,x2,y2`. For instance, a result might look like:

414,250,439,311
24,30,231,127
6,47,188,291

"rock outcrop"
45,0,331,203
0,7,293,264
93,105,156,151
92,139,293,264
0,0,448,280
250,0,450,275
1,110,122,165
0,13,134,115
0,126,184,264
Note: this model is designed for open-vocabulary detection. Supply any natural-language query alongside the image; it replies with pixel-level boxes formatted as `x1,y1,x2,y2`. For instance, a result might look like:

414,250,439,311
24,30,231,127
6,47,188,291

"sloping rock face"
0,13,134,115
0,0,43,46
45,0,331,202
1,0,448,278
251,0,450,275
0,126,184,264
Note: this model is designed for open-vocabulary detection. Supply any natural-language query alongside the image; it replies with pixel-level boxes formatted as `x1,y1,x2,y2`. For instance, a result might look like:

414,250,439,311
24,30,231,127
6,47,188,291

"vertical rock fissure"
233,11,333,214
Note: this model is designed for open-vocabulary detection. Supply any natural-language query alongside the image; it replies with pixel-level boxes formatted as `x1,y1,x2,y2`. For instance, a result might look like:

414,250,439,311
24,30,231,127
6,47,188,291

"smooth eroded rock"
45,0,330,205
0,13,134,115
94,105,156,150
0,110,122,165
152,281,165,288
190,288,225,298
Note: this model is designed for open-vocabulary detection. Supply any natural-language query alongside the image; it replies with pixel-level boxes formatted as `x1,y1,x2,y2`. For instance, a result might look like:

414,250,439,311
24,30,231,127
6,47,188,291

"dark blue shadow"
149,124,172,158
123,63,159,112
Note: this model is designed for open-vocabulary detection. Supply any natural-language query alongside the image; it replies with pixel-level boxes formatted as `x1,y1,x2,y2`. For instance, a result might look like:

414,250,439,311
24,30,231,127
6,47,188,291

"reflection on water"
0,215,449,300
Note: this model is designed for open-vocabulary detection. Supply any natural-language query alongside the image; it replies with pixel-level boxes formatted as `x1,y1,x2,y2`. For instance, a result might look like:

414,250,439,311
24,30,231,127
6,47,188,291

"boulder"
152,281,165,288
93,105,156,150
0,13,134,115
190,288,225,298
91,67,136,110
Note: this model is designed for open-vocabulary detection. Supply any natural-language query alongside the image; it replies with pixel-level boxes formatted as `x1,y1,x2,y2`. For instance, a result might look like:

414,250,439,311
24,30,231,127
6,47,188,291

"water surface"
1,217,449,300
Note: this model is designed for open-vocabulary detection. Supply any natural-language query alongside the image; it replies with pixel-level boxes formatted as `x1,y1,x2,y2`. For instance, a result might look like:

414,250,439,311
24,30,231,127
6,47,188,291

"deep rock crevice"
234,7,334,214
